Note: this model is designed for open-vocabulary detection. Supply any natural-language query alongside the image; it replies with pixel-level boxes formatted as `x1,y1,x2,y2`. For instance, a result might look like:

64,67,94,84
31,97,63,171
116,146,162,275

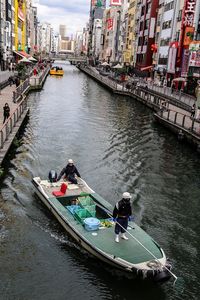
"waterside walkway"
0,66,50,166
78,65,200,150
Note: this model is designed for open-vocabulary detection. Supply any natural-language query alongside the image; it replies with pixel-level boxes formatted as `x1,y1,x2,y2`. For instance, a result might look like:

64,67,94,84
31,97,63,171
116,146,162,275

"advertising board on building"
167,47,177,74
107,18,114,30
181,49,190,77
189,42,200,68
110,0,122,6
183,0,196,27
183,26,195,46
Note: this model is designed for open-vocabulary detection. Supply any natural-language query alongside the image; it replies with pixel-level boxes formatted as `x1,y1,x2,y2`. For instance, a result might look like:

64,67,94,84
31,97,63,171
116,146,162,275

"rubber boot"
121,233,129,240
115,234,119,243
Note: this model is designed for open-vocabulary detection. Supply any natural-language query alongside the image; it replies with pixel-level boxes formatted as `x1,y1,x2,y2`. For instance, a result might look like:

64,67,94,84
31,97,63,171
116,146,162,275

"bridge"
50,54,87,64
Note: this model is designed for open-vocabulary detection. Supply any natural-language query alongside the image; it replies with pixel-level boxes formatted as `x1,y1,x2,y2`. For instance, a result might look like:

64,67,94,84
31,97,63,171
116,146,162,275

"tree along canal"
0,63,199,300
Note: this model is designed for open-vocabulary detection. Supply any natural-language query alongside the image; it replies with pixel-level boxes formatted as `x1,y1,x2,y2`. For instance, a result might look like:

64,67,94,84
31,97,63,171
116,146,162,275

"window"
138,37,143,46
141,6,145,16
160,38,170,46
177,10,182,22
140,21,144,31
144,36,148,45
175,31,180,41
164,1,174,12
144,19,149,30
158,56,168,64
162,20,172,29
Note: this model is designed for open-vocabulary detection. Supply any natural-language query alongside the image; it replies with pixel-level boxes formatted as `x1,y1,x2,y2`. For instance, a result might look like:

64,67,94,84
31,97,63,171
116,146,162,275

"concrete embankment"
78,65,200,151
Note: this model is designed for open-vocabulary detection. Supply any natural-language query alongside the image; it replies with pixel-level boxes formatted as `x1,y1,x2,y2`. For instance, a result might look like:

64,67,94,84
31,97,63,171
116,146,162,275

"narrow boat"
49,66,64,76
32,176,172,282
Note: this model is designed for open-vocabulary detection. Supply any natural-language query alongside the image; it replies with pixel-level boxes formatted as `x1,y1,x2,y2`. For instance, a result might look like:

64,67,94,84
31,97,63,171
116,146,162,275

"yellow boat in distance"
49,66,64,76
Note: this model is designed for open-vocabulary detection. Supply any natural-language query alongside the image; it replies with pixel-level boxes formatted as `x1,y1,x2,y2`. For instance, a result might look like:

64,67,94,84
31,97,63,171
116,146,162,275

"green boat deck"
49,195,163,265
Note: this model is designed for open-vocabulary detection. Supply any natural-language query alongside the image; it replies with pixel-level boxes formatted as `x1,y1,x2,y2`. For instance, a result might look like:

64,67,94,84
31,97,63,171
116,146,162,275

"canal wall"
78,65,200,151
0,66,50,166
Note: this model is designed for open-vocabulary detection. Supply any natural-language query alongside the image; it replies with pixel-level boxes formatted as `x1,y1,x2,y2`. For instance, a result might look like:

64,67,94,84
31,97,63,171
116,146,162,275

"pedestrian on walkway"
15,77,20,87
3,103,10,124
191,103,196,118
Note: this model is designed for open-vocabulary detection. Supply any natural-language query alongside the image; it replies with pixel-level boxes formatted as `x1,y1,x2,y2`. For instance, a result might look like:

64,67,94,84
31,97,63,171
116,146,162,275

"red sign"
107,18,113,30
183,0,196,27
110,0,122,6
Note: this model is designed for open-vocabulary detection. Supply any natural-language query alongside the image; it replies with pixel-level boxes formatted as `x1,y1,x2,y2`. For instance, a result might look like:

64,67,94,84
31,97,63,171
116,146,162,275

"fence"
13,78,30,103
145,83,196,107
158,108,200,136
0,97,28,149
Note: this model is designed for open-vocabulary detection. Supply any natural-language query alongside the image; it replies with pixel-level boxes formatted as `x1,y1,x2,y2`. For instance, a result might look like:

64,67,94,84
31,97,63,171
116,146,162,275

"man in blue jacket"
113,192,132,243
57,159,81,184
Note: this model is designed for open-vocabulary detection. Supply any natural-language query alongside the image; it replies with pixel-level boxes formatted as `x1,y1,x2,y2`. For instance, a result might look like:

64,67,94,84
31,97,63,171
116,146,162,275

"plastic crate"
84,205,96,217
78,196,94,207
74,208,92,224
66,205,81,215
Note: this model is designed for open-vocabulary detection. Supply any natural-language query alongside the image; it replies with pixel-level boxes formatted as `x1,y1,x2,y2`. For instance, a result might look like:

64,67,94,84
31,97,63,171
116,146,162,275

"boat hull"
49,70,64,76
32,178,172,282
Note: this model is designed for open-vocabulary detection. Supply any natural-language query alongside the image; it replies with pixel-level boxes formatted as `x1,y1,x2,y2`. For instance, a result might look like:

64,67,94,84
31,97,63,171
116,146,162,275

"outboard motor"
48,170,57,183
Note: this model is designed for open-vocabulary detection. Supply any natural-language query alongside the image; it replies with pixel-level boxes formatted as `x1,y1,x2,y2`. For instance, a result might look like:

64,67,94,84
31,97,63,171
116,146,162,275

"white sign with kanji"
183,0,196,26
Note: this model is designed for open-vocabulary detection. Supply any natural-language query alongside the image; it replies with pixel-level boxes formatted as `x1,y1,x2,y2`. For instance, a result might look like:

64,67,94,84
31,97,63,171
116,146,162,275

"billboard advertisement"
107,18,114,30
181,49,190,77
110,0,122,6
183,0,196,27
167,47,177,74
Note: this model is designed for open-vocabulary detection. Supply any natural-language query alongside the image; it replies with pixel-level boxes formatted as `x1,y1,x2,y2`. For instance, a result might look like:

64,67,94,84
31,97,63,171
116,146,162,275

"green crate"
78,196,94,207
74,208,92,224
85,205,96,217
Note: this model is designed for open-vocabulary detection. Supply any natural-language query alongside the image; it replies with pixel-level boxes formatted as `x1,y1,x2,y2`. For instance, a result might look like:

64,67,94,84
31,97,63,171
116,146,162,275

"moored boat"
32,176,172,283
49,66,64,76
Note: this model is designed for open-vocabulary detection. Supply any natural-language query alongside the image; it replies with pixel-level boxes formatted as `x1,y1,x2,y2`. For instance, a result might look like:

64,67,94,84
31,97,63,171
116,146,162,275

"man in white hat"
113,192,132,243
57,159,81,184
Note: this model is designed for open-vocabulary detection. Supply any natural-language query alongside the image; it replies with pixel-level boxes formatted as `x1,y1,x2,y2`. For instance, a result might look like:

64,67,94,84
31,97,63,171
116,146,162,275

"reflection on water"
0,62,199,300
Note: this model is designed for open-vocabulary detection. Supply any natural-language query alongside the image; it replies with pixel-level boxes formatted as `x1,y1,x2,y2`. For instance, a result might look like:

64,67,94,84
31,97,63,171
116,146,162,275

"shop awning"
140,65,153,71
13,50,31,58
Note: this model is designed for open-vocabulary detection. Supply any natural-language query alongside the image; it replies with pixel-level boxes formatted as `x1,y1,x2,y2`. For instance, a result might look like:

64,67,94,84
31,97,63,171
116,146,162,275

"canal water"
0,62,199,300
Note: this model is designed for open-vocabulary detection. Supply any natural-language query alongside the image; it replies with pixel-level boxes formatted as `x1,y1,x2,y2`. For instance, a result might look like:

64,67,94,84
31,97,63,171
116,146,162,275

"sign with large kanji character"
183,0,196,27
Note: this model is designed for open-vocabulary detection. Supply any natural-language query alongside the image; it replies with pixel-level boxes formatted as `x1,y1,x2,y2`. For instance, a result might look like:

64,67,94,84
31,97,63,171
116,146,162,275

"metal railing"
80,66,196,113
158,108,200,136
145,83,196,107
0,97,28,149
38,67,50,85
13,78,30,103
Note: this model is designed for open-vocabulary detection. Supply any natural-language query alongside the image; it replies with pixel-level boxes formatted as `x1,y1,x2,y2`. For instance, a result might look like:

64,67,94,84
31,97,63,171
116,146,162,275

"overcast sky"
33,0,91,35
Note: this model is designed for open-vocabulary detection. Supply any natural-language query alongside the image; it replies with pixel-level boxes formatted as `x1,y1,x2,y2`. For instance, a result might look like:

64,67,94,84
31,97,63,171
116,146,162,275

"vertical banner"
167,47,177,74
107,18,113,30
149,18,155,38
181,49,190,77
183,0,197,27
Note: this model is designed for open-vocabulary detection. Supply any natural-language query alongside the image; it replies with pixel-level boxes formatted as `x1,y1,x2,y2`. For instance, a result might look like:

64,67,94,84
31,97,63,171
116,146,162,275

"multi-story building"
124,0,137,65
88,0,106,58
38,22,52,55
135,0,159,71
0,0,12,69
59,24,67,38
100,6,122,63
118,0,129,64
82,24,89,56
14,0,27,52
92,19,102,59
